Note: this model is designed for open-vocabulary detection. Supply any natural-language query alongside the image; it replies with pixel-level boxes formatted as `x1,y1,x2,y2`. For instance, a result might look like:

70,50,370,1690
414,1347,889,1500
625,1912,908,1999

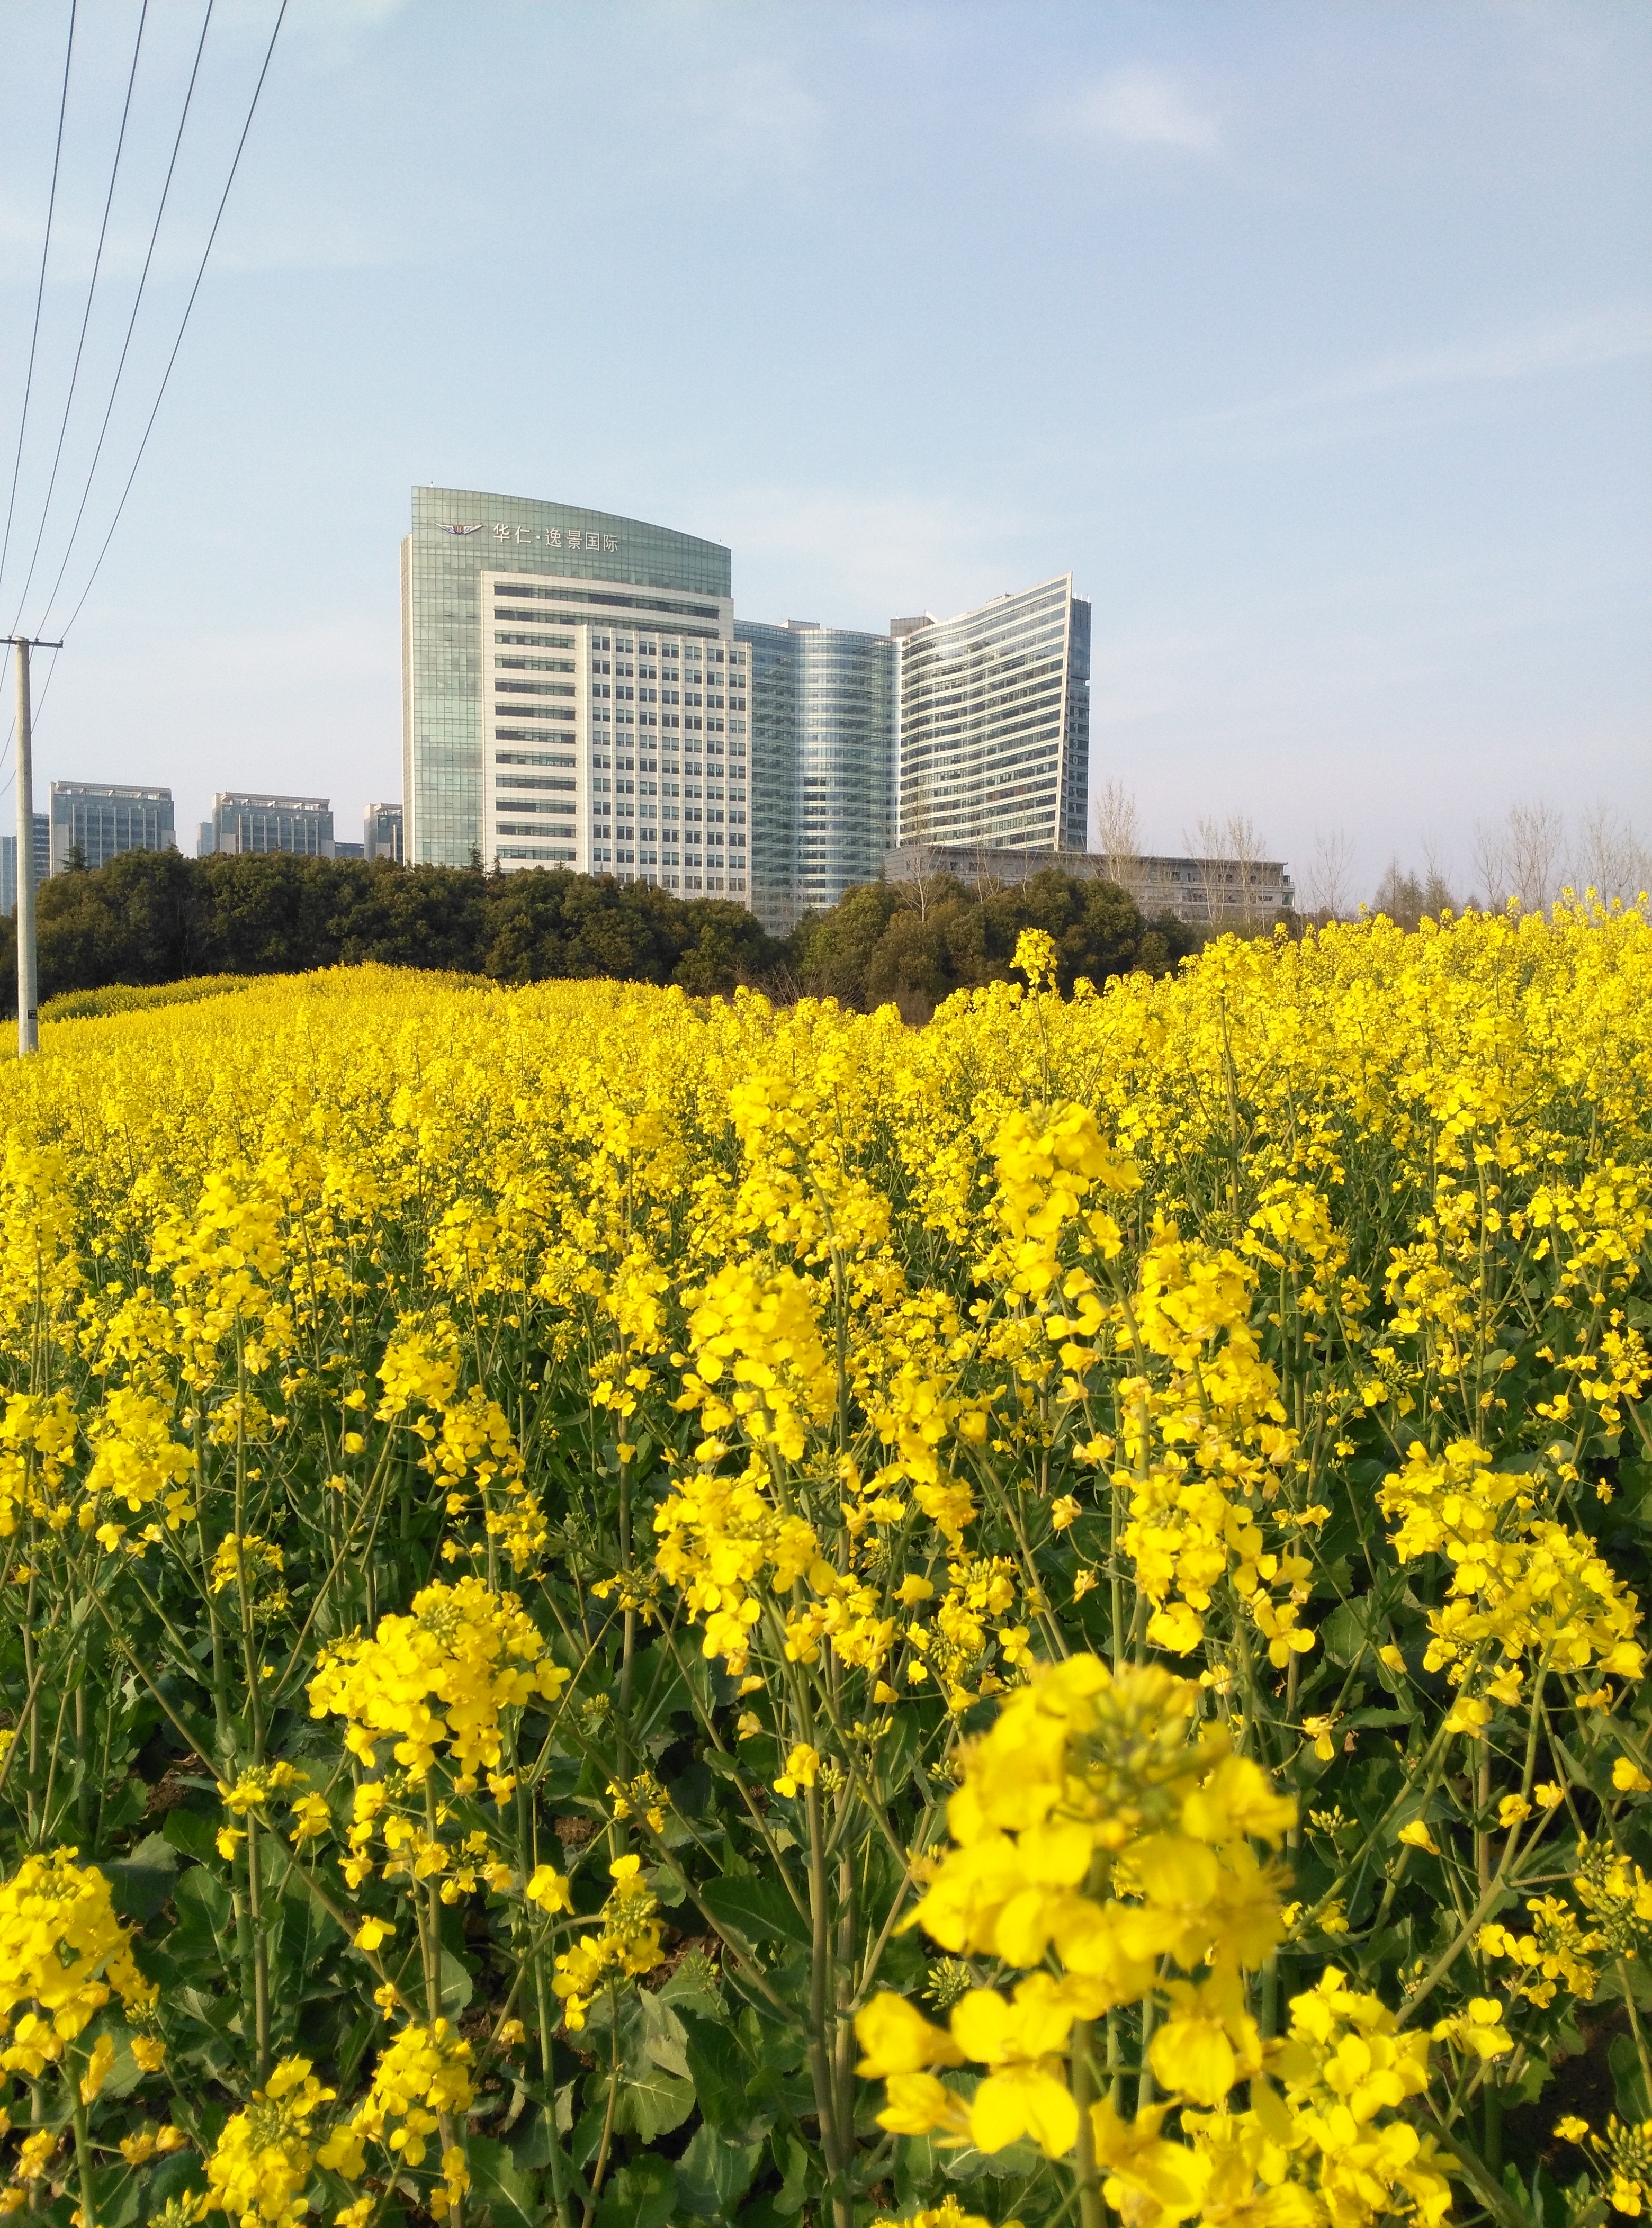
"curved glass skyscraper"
402,488,750,901
735,620,896,930
895,575,1090,857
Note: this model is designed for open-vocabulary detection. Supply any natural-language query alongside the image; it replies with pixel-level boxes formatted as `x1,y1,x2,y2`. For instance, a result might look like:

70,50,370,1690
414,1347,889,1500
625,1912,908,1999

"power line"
8,1,150,638
0,1,78,607
33,1,216,644
49,0,287,650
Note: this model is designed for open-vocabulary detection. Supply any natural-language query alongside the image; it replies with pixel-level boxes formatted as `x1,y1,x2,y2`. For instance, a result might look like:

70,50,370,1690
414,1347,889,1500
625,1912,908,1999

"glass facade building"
363,803,403,863
0,816,50,915
209,793,334,857
896,576,1090,857
48,783,174,875
402,488,750,901
735,621,896,931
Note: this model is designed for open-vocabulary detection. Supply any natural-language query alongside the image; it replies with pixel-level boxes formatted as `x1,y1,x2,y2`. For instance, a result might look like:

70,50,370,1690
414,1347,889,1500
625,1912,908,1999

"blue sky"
1,0,1647,894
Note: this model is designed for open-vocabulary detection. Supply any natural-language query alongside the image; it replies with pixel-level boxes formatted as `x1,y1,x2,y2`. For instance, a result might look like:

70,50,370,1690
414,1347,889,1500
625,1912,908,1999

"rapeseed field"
0,907,1646,2228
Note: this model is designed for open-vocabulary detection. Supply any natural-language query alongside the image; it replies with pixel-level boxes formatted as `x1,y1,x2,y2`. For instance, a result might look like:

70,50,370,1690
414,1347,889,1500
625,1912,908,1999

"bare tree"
1570,803,1651,906
1505,801,1567,914
1305,828,1358,921
1188,812,1273,929
1419,838,1458,920
1186,814,1226,928
1372,858,1425,930
1224,812,1272,927
1094,781,1143,893
1470,816,1511,912
894,782,946,921
1369,848,1455,930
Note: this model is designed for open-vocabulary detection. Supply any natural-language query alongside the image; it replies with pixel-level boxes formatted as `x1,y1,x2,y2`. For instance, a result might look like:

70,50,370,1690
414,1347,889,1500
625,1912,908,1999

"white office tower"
402,490,751,903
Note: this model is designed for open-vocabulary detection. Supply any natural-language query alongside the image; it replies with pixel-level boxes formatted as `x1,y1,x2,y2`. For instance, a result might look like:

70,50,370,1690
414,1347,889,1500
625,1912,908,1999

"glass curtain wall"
404,489,732,869
737,621,896,932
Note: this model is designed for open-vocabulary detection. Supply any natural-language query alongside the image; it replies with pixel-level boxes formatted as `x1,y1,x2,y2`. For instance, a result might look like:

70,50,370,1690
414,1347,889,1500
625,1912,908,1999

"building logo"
438,522,484,536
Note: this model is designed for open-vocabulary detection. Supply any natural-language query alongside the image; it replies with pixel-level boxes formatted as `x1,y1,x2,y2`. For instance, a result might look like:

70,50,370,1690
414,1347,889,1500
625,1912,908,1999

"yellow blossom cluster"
308,1574,568,1786
317,2020,473,2218
550,1854,667,2030
1378,1439,1644,1705
0,903,1642,2228
0,1849,154,2079
200,2056,335,2228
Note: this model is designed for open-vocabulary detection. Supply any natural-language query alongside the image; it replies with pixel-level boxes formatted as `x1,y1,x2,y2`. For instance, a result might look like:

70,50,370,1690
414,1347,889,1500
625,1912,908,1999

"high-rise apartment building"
363,803,403,863
402,489,750,902
48,782,174,874
735,621,896,931
0,816,50,915
895,577,1090,858
207,794,334,857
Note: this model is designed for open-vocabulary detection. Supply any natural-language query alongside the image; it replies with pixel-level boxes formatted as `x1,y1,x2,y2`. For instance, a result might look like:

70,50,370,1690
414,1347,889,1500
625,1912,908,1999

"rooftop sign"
438,522,619,553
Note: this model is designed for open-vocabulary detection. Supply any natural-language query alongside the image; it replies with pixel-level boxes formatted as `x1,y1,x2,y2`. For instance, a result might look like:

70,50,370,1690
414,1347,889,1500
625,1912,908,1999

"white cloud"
275,0,410,74
677,57,825,175
715,485,1037,632
1294,304,1652,409
1058,65,1220,155
1121,305,1652,465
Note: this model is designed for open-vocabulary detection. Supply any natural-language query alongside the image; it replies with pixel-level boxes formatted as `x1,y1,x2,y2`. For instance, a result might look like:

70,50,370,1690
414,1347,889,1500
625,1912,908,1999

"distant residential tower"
895,577,1090,858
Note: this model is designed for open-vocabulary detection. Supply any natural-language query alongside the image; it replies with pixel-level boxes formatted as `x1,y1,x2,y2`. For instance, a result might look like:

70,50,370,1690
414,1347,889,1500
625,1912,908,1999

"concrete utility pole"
10,637,61,1058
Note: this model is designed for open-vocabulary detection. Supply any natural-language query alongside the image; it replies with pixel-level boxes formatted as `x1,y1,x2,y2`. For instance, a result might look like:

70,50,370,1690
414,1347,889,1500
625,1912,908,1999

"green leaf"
465,2135,541,2228
594,2153,675,2228
673,2124,764,2219
636,1987,690,2077
769,2129,813,2218
160,1808,220,1862
99,1832,177,1923
1319,1599,1373,1668
681,2008,774,2145
438,1947,473,2016
169,1863,234,1965
1611,2032,1650,2122
610,2061,696,2141
699,1873,812,1952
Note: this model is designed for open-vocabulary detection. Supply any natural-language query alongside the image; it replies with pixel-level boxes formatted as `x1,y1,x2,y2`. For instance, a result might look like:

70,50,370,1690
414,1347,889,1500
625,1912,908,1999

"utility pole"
9,637,61,1057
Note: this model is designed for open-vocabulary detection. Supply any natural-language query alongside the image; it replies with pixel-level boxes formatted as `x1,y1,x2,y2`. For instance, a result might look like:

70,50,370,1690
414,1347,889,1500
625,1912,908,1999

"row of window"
590,638,744,667
589,683,744,709
593,775,745,800
489,581,723,622
591,806,746,826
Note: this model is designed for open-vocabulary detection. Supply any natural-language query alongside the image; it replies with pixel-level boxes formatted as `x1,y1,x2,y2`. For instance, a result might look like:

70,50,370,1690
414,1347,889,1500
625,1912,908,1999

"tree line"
0,849,1206,1019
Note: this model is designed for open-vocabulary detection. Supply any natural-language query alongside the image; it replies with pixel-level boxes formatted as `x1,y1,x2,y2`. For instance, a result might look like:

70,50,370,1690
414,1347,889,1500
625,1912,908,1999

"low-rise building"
206,794,334,857
363,803,403,863
883,843,1295,925
49,782,174,874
